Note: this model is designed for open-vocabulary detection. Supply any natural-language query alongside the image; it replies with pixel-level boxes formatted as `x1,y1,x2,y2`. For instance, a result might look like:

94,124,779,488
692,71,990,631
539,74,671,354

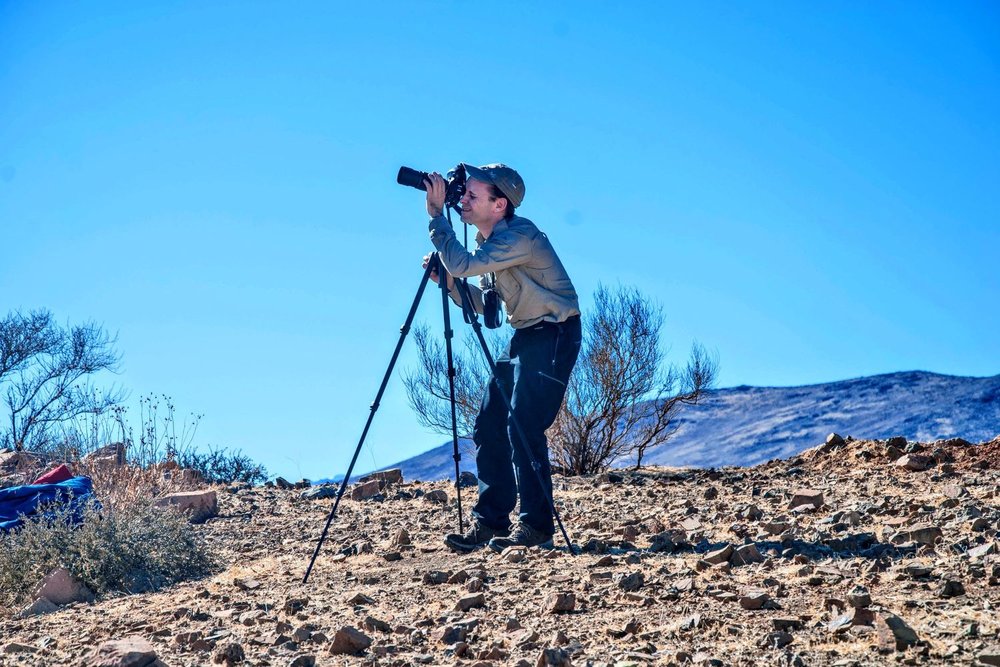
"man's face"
460,177,503,227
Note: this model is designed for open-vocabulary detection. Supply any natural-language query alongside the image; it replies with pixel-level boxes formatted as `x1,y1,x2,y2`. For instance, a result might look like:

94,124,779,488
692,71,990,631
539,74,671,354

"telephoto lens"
397,167,429,191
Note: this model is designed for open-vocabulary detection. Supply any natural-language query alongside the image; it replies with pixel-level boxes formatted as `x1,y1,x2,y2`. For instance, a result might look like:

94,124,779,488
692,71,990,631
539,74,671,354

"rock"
274,477,293,489
423,489,449,503
739,590,770,610
732,543,765,565
86,637,165,667
459,471,478,487
212,643,245,665
969,542,998,559
616,571,644,592
544,592,576,613
422,570,451,585
772,618,804,631
153,490,218,523
704,486,719,500
847,585,872,608
826,433,846,447
359,468,403,486
351,480,382,501
455,593,486,612
391,527,411,546
289,656,316,667
759,631,794,649
703,544,734,565
328,626,372,655
896,454,932,471
3,643,39,654
977,649,1000,666
536,647,573,666
905,524,943,545
875,613,919,652
938,579,965,598
437,624,468,644
34,567,95,605
83,443,125,467
828,607,875,632
301,486,338,500
788,489,824,510
18,597,59,618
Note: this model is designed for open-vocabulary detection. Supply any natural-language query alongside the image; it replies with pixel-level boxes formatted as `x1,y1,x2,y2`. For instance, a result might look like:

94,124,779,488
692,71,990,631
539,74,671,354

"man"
421,163,581,552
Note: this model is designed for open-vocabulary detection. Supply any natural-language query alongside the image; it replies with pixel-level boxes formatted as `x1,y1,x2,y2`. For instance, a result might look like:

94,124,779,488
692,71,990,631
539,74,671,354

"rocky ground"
2,434,999,667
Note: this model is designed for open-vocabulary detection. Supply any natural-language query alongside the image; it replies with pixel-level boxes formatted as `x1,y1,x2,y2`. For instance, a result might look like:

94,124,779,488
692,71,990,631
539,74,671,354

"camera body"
397,164,467,212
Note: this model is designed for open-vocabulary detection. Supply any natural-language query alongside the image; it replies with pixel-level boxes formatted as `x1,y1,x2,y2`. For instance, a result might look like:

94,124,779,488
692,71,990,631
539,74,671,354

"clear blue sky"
2,2,997,481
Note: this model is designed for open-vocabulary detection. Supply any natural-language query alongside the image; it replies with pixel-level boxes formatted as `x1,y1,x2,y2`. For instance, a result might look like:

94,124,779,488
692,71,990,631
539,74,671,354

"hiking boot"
444,521,509,553
487,522,554,552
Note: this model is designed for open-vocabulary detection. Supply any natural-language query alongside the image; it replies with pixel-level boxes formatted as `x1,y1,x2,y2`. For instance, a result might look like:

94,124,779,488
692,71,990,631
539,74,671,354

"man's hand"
424,172,447,218
422,253,455,289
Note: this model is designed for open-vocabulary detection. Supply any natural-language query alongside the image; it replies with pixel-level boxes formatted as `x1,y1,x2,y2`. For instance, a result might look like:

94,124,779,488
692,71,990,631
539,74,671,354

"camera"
397,164,467,211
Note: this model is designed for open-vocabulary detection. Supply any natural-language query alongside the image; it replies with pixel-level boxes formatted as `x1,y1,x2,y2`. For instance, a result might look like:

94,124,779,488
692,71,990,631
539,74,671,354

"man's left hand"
424,172,446,218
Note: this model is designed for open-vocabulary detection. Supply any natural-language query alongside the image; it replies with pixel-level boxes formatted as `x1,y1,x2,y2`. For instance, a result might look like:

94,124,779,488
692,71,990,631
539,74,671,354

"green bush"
0,496,214,610
174,445,268,485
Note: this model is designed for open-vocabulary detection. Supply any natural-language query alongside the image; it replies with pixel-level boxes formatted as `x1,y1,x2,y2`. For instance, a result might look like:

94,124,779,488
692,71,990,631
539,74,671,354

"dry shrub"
0,494,214,612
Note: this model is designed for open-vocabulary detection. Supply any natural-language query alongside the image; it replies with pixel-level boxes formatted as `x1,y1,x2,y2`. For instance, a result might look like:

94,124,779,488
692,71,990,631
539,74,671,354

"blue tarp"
0,476,94,532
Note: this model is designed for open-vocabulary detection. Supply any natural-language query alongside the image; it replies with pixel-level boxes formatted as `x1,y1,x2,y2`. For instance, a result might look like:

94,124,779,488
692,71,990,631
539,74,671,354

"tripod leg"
303,259,437,583
438,263,465,534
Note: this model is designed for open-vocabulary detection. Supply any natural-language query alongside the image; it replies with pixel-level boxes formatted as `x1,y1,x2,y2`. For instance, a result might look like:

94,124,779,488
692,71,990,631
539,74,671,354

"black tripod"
303,253,576,584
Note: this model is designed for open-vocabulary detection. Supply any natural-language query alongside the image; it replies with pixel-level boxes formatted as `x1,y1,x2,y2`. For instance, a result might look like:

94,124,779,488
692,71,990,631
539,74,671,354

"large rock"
328,626,372,655
153,490,218,523
83,443,125,467
17,597,59,618
788,489,824,510
351,480,382,501
359,468,403,485
86,637,166,667
33,567,94,605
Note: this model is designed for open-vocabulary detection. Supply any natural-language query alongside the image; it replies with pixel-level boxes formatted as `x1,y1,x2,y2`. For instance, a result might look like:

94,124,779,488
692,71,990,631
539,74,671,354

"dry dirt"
2,435,999,667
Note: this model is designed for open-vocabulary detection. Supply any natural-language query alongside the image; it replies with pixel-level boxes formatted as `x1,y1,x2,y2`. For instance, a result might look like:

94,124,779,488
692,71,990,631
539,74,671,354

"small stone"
895,454,932,471
212,643,245,665
422,570,451,585
616,571,644,592
536,647,572,666
703,544,734,565
847,585,872,608
875,613,919,652
905,524,943,545
455,593,486,612
937,579,965,598
3,643,38,654
289,656,316,667
544,592,576,613
17,597,59,618
328,626,372,655
350,480,382,501
301,486,338,500
391,527,411,546
788,489,824,510
34,567,94,605
732,543,764,565
87,637,165,667
704,486,719,500
423,489,449,503
969,543,998,559
739,590,770,610
759,631,793,649
153,489,218,522
977,649,1000,667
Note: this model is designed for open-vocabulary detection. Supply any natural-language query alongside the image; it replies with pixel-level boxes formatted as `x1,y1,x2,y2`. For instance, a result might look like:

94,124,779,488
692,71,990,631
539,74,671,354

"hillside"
2,434,998,665
382,371,1000,482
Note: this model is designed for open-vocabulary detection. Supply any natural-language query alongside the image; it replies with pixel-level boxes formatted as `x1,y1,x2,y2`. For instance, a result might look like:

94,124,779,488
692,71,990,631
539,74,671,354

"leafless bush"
1,310,122,453
403,284,718,475
550,286,717,474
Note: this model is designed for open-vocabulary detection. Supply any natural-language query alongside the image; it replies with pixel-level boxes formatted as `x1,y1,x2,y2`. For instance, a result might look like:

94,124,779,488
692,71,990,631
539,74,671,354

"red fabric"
32,464,73,485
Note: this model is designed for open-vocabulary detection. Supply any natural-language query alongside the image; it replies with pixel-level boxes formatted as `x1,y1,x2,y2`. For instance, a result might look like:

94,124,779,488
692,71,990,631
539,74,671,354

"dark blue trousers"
472,315,581,535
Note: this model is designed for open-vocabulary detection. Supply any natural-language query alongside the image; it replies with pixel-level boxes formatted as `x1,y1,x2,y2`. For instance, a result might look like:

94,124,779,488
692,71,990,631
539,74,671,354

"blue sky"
2,1,997,481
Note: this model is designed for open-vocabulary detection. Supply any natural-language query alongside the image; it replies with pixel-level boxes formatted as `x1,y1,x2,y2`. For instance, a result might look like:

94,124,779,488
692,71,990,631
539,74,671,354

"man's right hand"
423,253,455,289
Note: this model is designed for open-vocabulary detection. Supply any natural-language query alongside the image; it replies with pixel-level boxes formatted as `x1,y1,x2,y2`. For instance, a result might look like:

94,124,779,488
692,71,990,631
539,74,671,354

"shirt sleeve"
428,215,531,278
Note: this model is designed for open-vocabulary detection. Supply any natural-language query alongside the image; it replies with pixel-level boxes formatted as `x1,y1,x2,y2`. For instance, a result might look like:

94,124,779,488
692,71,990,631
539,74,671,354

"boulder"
153,490,218,523
359,468,403,486
788,489,824,510
33,567,95,605
350,480,382,500
86,637,166,667
83,443,125,468
895,454,932,471
17,597,59,618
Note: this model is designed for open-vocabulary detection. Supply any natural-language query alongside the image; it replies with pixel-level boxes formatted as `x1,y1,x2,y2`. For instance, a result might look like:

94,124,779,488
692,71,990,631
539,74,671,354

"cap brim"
462,163,493,185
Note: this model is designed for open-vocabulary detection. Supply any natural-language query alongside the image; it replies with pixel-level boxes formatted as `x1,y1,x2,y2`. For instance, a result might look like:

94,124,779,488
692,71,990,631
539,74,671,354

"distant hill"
358,370,1000,482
